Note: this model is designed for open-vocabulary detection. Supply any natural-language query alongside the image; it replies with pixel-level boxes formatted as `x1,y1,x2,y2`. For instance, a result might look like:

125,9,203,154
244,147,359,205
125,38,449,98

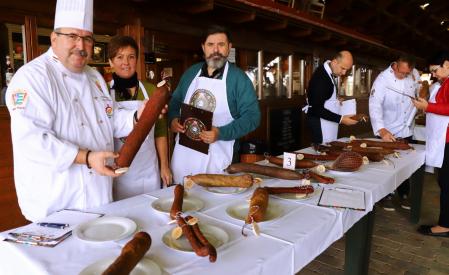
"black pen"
36,222,70,229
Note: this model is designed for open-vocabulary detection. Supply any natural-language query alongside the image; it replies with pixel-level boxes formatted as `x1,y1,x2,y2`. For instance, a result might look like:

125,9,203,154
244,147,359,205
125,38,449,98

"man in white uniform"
369,55,418,211
6,0,143,222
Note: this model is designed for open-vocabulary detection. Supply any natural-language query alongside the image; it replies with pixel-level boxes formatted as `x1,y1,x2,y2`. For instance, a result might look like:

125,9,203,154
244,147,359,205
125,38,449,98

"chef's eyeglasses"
55,32,95,45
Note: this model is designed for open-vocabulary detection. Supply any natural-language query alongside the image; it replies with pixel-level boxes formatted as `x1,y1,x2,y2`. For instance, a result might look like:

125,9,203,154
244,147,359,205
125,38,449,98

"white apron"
425,84,449,168
171,63,234,184
110,80,160,200
320,83,340,143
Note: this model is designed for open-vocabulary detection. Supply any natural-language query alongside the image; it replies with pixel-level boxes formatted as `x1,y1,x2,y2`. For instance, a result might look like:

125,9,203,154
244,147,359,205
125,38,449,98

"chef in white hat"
5,0,145,221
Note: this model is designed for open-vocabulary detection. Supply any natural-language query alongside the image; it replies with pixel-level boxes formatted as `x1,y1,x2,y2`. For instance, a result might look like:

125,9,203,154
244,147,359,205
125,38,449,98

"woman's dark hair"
107,35,139,60
428,51,449,66
202,25,231,43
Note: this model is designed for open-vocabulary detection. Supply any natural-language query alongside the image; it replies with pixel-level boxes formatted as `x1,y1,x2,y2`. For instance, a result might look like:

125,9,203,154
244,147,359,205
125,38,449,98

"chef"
5,0,143,222
368,55,418,211
369,55,418,142
168,25,260,184
305,50,359,144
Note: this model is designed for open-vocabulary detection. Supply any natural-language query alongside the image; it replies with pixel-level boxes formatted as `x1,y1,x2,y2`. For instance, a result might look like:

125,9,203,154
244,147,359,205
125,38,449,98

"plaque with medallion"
179,103,213,154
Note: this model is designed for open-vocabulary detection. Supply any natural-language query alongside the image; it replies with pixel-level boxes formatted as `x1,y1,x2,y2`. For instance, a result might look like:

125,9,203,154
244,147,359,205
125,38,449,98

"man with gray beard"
169,25,260,183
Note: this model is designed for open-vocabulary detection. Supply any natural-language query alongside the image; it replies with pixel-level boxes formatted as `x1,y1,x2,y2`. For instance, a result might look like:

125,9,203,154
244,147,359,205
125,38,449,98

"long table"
0,144,425,275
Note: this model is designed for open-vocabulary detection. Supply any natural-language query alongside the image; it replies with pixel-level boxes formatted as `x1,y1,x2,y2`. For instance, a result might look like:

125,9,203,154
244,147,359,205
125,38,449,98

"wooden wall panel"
0,107,28,231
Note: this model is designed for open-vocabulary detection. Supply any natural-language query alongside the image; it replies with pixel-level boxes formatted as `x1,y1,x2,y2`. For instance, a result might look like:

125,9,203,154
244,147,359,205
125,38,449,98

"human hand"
378,128,396,142
160,165,173,187
340,115,358,126
170,118,185,133
88,151,120,177
199,127,219,144
412,97,428,111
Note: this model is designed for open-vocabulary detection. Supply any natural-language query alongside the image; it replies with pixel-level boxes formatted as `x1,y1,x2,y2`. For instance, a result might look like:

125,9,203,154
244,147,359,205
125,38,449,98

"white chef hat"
54,0,93,33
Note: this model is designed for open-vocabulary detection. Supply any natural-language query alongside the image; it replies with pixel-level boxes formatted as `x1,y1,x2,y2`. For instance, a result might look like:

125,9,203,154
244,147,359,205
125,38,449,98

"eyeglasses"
55,32,95,45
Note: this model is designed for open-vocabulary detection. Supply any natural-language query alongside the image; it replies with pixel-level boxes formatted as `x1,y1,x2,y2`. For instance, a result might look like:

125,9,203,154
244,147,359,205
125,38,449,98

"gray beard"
206,56,227,70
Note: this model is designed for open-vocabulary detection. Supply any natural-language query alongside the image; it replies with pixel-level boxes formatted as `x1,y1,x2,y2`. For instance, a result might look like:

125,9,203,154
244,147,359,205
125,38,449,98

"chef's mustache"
207,53,225,59
71,49,88,57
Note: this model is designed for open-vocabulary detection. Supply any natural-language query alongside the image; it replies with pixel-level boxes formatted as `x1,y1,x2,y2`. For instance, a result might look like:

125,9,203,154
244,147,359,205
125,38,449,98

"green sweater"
168,62,261,151
110,80,167,138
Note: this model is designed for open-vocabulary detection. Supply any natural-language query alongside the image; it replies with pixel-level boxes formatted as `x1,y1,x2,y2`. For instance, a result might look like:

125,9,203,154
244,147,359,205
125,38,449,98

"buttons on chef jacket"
98,119,103,124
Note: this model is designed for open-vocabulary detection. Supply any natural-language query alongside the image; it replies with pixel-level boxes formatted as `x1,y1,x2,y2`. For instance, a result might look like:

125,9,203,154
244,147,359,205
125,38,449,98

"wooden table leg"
344,209,375,275
409,164,425,224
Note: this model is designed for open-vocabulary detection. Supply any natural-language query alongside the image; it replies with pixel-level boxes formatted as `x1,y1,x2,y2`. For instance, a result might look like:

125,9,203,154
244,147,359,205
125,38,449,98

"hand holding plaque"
179,103,213,154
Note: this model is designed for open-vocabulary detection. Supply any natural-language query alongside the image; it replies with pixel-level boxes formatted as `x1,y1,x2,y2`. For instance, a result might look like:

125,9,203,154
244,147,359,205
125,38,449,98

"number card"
283,152,296,170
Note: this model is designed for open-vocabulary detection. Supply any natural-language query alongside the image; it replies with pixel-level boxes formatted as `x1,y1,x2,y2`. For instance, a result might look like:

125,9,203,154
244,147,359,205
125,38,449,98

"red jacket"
426,77,449,142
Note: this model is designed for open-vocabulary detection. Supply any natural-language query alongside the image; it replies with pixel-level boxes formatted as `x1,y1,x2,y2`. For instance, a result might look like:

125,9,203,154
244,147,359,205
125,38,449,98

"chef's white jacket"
369,65,417,138
6,48,134,221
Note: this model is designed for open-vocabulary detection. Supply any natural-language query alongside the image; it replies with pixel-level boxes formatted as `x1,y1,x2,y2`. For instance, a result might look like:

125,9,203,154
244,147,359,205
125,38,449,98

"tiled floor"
298,172,449,275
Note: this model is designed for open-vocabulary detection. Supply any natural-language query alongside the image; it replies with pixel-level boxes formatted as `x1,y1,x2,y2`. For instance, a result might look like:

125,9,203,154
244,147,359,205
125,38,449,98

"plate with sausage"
162,223,228,253
151,196,204,214
271,185,322,201
226,201,284,223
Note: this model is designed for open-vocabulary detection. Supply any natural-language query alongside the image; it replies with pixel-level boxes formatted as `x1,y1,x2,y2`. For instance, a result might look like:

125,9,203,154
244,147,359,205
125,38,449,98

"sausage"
328,141,351,149
186,216,217,263
115,81,170,169
102,231,152,275
266,156,319,169
185,174,253,188
176,216,209,257
170,184,184,220
350,146,395,156
225,163,305,180
264,186,314,194
351,139,412,150
306,171,335,184
246,187,269,224
295,152,338,161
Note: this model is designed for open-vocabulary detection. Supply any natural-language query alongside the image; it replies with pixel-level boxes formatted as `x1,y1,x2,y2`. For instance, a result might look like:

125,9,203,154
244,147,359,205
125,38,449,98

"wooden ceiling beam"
264,19,288,31
179,0,214,14
230,10,256,24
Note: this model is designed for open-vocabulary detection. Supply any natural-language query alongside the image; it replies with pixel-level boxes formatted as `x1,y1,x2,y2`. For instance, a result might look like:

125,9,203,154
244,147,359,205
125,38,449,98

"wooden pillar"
24,16,39,62
117,18,145,80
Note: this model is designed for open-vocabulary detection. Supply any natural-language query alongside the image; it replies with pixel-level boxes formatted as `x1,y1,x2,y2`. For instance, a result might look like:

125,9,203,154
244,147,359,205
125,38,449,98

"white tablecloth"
0,144,425,275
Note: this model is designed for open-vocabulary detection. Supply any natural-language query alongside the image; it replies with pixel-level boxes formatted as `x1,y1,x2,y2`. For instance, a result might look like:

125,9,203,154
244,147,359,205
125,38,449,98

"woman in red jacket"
413,52,449,237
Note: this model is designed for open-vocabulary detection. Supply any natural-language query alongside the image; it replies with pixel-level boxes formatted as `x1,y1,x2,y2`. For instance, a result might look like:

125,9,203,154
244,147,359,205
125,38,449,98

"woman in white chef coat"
107,35,172,200
413,52,449,237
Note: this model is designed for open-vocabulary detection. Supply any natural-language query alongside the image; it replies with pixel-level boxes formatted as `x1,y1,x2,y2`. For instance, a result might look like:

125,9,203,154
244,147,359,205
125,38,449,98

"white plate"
226,201,283,223
162,223,228,253
203,186,248,195
273,186,322,200
79,257,161,275
151,196,204,214
73,216,136,242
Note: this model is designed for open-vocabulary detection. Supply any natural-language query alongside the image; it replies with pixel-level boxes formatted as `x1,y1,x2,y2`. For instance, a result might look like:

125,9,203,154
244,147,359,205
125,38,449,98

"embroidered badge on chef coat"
11,89,29,110
189,89,216,112
105,104,113,118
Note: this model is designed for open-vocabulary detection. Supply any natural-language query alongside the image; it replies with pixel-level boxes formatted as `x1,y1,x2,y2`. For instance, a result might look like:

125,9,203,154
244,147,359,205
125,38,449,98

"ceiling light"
420,3,430,10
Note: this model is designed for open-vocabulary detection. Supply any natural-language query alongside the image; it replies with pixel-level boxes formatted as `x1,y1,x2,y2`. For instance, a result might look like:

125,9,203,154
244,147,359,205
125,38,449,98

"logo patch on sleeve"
11,89,29,109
